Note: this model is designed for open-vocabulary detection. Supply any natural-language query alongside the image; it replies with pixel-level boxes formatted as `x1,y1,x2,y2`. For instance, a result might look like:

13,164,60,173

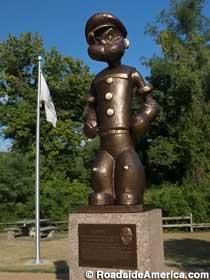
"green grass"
163,232,210,272
0,232,69,273
0,231,210,273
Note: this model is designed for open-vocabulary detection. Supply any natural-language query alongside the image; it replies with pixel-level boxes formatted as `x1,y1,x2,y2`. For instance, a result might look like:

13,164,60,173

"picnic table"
16,219,49,236
5,219,56,239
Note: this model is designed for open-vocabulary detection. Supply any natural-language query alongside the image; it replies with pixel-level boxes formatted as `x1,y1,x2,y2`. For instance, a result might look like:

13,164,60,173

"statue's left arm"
131,70,159,136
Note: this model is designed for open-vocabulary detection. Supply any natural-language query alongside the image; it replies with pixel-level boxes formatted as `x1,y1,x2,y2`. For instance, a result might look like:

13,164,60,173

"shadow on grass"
164,238,210,272
54,260,69,280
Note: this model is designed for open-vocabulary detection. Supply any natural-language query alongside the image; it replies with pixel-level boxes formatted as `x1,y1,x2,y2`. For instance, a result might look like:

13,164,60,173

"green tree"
0,33,95,219
142,0,210,221
41,179,89,220
0,152,34,221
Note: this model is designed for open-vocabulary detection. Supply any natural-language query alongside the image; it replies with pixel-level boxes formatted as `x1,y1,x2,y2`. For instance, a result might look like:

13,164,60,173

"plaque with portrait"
78,224,137,269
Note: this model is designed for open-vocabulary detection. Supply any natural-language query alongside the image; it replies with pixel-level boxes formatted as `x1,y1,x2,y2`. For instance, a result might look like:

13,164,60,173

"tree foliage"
143,0,210,221
40,179,89,220
0,152,34,221
0,33,94,221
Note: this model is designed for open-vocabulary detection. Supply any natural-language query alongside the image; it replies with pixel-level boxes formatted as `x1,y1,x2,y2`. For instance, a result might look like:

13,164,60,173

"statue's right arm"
83,83,98,139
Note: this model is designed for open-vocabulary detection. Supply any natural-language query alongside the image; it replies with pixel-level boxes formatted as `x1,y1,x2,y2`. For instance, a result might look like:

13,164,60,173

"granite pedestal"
69,206,164,280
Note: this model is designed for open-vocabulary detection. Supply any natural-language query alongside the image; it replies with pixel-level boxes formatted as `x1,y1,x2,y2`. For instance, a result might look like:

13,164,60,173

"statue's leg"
89,150,115,206
114,148,146,205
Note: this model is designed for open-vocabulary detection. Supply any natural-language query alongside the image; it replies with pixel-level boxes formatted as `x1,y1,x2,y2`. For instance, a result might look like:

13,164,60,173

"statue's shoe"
117,192,139,205
89,192,115,206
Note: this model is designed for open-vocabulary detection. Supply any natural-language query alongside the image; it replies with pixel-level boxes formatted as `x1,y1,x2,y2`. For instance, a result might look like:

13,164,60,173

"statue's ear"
124,38,130,49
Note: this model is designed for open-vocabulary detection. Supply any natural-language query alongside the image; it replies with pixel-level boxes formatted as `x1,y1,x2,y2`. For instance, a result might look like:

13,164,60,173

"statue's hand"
83,120,98,139
131,113,149,137
131,96,159,137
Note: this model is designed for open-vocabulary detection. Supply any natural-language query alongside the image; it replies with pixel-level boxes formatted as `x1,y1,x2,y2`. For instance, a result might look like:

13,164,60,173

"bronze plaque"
78,224,137,269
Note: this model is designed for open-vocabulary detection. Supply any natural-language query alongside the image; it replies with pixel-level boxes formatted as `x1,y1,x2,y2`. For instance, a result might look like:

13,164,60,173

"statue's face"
88,27,125,63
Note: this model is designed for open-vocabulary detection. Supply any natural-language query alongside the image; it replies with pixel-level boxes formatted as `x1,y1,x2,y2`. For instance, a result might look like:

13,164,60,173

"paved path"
0,272,68,280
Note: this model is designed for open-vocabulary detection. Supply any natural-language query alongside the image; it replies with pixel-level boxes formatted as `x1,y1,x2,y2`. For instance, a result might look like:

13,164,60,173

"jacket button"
106,77,113,84
106,108,115,116
105,92,113,100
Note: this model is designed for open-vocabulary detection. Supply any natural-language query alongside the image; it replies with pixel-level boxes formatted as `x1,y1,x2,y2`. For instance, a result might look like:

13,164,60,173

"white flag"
40,72,57,127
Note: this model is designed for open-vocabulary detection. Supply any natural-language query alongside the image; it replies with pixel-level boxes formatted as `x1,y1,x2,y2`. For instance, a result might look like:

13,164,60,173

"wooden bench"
51,221,68,231
29,226,56,238
40,226,56,238
4,227,21,239
162,214,193,232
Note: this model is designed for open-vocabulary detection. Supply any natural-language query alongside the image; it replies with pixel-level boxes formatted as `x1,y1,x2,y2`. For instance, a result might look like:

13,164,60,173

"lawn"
0,231,210,274
0,232,68,273
163,231,210,272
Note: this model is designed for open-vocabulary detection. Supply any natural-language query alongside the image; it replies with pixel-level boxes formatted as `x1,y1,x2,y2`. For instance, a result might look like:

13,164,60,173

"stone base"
69,206,164,280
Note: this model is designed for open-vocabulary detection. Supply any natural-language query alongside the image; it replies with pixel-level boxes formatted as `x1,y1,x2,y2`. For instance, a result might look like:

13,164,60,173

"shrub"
145,182,210,222
40,178,90,220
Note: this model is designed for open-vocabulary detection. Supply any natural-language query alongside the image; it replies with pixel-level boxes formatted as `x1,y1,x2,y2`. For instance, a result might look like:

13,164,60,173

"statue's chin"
88,43,125,63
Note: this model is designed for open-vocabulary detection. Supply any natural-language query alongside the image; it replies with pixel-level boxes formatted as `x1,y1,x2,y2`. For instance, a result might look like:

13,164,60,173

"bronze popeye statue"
84,13,159,206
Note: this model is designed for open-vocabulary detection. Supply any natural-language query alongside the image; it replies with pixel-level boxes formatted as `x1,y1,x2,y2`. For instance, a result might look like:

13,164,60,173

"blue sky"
1,0,210,77
0,0,210,151
0,1,173,76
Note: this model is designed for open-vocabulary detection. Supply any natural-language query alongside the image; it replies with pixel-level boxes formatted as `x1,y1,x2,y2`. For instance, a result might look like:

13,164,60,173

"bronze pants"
92,133,146,204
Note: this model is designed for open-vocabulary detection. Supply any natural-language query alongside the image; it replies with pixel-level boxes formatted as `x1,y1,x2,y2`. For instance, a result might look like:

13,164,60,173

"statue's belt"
99,129,129,137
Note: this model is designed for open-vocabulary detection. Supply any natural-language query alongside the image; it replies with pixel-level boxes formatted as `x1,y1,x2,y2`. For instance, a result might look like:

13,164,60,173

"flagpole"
25,56,52,266
35,55,42,264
